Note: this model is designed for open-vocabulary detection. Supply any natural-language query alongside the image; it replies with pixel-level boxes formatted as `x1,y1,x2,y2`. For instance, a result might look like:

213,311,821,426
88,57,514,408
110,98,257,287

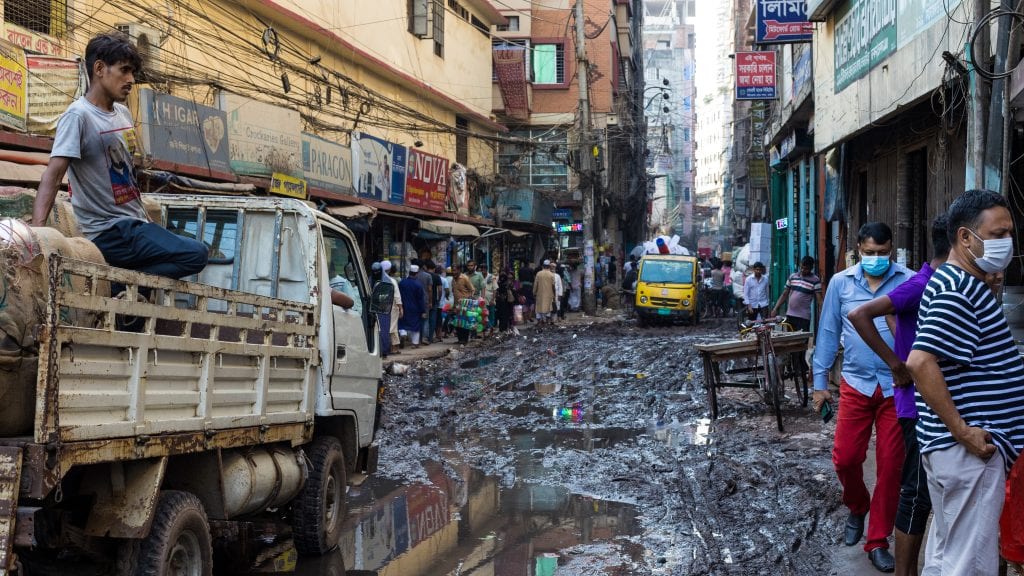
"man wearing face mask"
906,190,1024,574
812,222,910,572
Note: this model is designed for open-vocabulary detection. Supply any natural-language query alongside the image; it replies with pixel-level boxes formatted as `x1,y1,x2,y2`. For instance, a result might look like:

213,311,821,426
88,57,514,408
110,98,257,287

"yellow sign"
269,172,308,200
0,40,27,131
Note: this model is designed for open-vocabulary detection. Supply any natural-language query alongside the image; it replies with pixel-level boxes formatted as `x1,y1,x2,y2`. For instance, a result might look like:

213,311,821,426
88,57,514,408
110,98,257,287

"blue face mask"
860,254,891,277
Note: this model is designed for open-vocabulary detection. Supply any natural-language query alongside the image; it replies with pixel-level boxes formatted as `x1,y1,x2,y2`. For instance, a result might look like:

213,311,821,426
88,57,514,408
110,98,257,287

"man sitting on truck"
33,32,208,281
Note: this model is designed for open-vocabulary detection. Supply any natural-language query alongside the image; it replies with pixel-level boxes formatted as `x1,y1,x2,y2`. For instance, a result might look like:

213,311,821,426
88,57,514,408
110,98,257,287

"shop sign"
792,47,812,102
301,133,353,195
776,217,789,230
352,131,407,204
405,149,448,211
269,172,308,200
552,208,573,219
26,55,83,134
0,40,26,131
834,0,896,93
220,92,302,177
755,0,813,44
3,23,65,57
554,221,584,233
779,131,797,158
140,89,230,174
735,51,777,100
898,0,960,49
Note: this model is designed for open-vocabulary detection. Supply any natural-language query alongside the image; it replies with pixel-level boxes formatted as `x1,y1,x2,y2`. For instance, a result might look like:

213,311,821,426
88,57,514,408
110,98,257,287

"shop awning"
327,203,377,220
418,219,480,239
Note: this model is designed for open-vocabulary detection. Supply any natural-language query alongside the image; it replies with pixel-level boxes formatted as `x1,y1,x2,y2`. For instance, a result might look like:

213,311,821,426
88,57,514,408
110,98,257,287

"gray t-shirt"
50,98,147,239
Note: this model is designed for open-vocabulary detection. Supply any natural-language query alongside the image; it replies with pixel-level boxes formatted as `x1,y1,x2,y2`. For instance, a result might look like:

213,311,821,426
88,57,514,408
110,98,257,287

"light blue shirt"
812,262,911,396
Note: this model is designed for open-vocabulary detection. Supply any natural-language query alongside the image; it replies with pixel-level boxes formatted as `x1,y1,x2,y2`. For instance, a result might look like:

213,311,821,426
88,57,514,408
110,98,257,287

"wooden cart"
695,331,812,428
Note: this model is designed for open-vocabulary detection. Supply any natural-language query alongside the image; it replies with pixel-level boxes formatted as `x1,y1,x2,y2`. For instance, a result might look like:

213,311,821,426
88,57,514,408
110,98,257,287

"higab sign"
140,89,231,174
406,149,448,211
756,0,813,44
735,51,777,100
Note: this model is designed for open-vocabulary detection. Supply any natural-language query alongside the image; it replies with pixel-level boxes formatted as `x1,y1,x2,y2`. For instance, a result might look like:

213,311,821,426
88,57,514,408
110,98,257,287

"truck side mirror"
369,282,394,315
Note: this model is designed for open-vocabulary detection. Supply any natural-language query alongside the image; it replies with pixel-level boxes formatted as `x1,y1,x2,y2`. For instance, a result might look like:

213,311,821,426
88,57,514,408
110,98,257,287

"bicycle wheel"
792,352,809,407
766,352,784,432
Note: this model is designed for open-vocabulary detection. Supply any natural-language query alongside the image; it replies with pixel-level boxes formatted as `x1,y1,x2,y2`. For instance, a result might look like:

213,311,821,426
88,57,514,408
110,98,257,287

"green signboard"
834,0,896,93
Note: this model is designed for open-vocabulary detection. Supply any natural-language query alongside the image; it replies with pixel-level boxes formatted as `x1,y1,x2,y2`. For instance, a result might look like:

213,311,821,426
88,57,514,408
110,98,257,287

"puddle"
648,418,712,447
459,355,498,369
230,462,641,575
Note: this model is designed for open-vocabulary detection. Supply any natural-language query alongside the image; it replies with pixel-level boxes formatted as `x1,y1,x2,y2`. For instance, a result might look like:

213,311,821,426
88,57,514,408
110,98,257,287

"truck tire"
292,436,347,555
128,490,213,576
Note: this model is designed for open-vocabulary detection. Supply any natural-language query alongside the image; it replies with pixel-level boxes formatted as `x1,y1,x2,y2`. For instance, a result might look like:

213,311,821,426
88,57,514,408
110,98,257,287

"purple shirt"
887,262,935,419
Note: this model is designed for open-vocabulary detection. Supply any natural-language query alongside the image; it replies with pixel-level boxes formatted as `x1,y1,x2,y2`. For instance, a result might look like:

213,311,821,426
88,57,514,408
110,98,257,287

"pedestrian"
722,259,734,315
424,261,443,344
439,265,454,338
519,260,536,320
451,265,475,345
371,262,391,358
34,32,208,281
381,260,403,353
481,266,497,336
847,214,949,576
414,259,433,344
710,262,726,317
495,273,515,333
551,261,564,322
812,222,911,572
557,264,571,320
398,265,427,347
466,260,484,298
771,255,822,332
741,262,770,320
906,190,1024,575
569,263,583,311
533,259,557,324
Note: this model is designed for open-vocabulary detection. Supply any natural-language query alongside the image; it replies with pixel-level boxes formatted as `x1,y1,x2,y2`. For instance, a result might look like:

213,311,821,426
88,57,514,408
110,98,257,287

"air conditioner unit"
116,23,163,74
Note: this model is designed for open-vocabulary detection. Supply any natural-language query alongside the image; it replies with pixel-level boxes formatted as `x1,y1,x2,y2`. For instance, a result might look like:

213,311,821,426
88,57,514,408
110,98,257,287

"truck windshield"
639,260,694,284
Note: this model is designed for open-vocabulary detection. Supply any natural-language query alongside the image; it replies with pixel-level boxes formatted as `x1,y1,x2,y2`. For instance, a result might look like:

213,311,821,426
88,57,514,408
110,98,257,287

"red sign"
405,149,449,212
735,51,777,100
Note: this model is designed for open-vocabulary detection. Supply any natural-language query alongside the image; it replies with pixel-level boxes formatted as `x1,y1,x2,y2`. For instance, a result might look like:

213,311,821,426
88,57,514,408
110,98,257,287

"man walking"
381,261,403,352
812,222,911,572
414,260,433,344
848,215,949,576
398,265,427,348
907,190,1024,575
533,259,557,324
772,255,822,332
451,265,475,345
742,262,770,320
34,33,207,280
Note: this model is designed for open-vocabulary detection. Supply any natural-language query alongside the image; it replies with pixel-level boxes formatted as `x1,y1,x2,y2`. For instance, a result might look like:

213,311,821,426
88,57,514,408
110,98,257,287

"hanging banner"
0,40,27,131
220,92,302,177
447,163,469,215
301,133,354,195
833,0,896,93
26,56,82,134
139,88,231,174
351,132,407,204
735,51,777,100
755,0,813,44
405,149,448,212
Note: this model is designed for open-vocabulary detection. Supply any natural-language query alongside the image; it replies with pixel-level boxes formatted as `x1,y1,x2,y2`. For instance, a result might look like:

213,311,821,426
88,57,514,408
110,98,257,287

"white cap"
381,260,392,271
371,261,381,271
409,264,420,273
543,259,551,266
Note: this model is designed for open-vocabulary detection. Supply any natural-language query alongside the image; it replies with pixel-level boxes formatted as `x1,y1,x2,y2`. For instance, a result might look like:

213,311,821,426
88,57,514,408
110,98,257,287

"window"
408,0,428,36
497,128,569,190
683,187,691,202
433,0,444,57
497,16,520,31
492,38,530,80
5,0,65,36
455,116,468,165
683,157,691,172
532,43,565,84
323,228,366,315
683,127,690,141
447,0,469,20
656,40,670,49
688,32,695,50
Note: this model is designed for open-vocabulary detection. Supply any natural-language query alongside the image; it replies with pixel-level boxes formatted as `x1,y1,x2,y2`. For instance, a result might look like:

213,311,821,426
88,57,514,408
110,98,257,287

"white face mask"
967,229,1014,273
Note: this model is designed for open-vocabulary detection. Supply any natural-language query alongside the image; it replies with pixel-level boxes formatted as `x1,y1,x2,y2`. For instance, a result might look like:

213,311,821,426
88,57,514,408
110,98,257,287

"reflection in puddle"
534,381,562,395
552,402,585,423
459,355,498,369
649,418,712,447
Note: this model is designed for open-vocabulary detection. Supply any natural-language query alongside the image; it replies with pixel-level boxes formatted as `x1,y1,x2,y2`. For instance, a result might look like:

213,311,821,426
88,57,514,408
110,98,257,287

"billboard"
735,51,777,100
405,149,448,211
0,40,26,131
833,0,896,93
26,56,83,134
220,92,302,177
352,132,407,204
755,0,814,44
140,88,231,174
301,133,354,195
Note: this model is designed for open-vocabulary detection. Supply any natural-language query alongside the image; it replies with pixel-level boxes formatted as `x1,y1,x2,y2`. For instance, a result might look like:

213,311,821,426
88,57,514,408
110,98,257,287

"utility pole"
967,0,989,189
575,0,596,315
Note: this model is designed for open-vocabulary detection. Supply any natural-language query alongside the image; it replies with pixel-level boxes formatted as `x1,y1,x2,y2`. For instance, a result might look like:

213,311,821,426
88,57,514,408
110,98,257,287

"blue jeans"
379,312,391,356
92,219,208,279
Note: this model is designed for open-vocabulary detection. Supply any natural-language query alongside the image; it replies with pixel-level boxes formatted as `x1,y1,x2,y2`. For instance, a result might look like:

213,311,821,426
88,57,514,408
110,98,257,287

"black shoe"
844,512,865,546
867,548,895,573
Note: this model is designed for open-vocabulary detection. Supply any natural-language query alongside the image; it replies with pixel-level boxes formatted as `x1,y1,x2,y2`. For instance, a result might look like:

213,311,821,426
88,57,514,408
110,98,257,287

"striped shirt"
912,263,1024,469
784,272,821,319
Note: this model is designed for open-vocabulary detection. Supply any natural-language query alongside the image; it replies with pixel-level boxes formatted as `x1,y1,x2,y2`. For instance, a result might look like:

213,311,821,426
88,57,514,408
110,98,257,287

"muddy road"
336,316,847,575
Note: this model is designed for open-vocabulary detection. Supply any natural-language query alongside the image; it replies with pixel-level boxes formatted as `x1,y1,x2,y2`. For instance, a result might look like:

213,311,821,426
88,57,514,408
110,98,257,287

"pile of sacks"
641,235,689,256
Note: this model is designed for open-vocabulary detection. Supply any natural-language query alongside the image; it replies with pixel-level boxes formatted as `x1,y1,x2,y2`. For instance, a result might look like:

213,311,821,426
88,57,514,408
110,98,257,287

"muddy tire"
292,436,347,556
129,490,212,576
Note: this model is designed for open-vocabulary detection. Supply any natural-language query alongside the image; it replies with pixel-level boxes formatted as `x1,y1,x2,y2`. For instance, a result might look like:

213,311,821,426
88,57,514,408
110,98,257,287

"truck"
633,254,701,327
0,194,392,575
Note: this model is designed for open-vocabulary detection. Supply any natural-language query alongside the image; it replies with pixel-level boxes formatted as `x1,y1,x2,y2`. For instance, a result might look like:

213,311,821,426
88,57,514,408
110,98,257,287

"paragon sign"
756,0,814,44
833,0,896,93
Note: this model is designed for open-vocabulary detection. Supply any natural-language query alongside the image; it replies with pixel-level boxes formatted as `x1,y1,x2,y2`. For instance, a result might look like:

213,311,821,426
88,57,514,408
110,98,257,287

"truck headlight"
682,299,690,306
640,296,648,304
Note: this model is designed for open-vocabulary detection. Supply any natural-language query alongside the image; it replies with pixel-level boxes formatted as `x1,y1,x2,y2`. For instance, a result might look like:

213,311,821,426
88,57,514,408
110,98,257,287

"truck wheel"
129,490,212,576
292,436,347,555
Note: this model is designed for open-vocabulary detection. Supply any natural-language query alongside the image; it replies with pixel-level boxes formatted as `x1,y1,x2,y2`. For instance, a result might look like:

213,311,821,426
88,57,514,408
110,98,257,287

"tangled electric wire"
969,7,1024,80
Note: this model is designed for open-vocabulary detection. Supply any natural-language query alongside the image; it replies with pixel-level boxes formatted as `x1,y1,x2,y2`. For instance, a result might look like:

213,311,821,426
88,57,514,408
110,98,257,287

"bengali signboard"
749,101,769,188
3,23,65,57
0,41,26,131
26,55,83,134
898,0,961,49
301,133,354,195
351,132,407,204
139,89,230,174
220,92,302,177
833,0,896,93
756,0,814,44
269,172,308,200
405,149,448,211
735,51,777,100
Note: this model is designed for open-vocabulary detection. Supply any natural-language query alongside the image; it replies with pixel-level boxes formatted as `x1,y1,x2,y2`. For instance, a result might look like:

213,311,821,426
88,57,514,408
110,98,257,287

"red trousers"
833,379,904,552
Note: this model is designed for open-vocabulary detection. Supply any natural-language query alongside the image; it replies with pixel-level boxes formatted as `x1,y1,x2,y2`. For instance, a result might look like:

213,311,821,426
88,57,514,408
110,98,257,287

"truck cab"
634,254,700,326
